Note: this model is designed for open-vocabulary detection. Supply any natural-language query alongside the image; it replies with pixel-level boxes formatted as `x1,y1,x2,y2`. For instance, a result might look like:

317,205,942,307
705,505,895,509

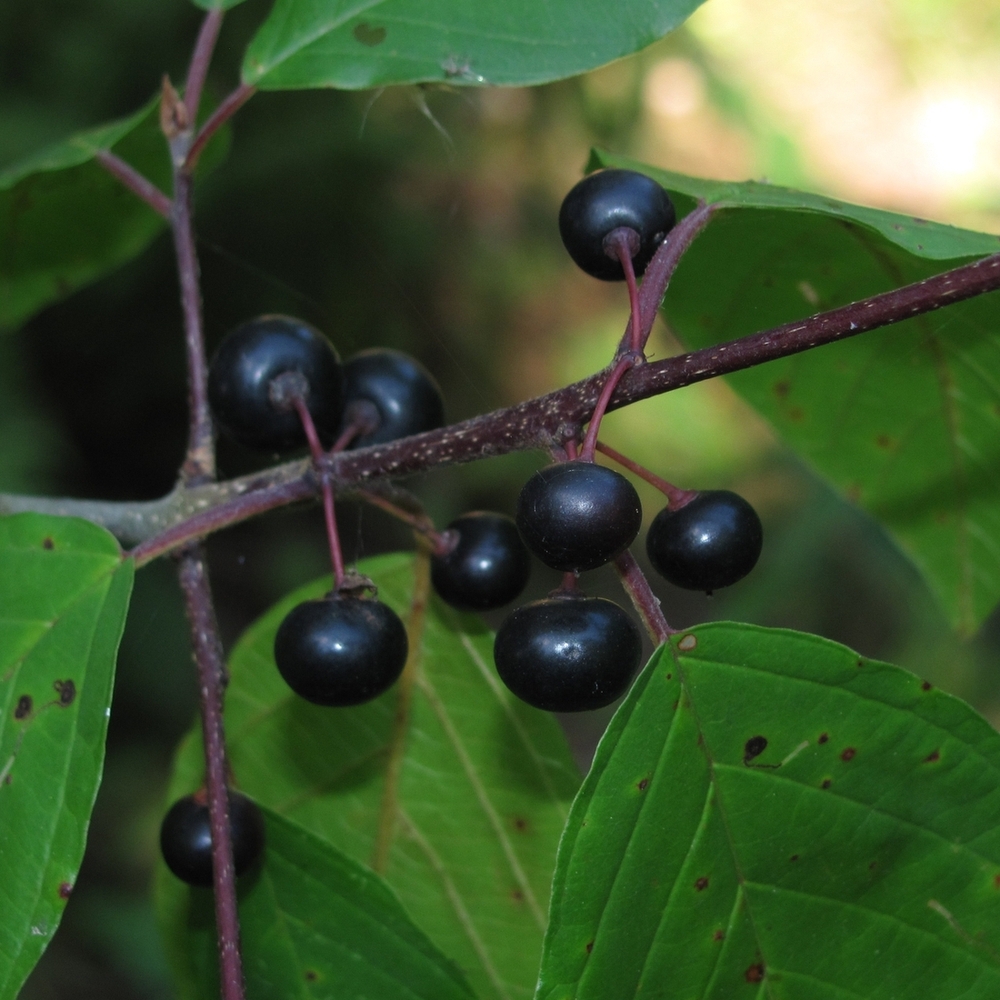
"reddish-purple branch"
94,150,172,218
177,546,245,1000
171,171,215,484
184,8,224,125
614,549,673,643
186,83,256,172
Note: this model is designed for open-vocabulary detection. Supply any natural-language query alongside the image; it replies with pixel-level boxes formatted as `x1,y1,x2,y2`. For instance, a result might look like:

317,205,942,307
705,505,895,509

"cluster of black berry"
160,171,765,883
488,169,763,714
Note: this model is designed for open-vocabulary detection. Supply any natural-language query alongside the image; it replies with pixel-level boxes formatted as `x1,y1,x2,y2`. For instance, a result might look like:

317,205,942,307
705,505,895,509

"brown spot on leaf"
743,736,767,763
922,681,932,691
695,877,709,892
841,747,856,762
924,749,940,763
353,23,387,46
993,874,1000,889
869,861,878,870
845,483,862,503
585,941,594,954
818,733,829,744
304,970,318,982
15,695,32,720
774,380,791,398
511,889,524,902
856,659,864,669
665,673,672,680
745,963,765,983
58,882,73,899
713,930,725,941
637,778,649,791
513,816,528,832
788,407,804,421
821,779,832,790
790,854,799,862
875,433,894,449
54,679,76,706
42,537,54,550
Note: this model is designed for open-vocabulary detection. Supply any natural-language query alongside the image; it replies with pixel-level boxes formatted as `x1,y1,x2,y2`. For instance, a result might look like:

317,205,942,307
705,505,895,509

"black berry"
493,593,642,712
558,169,676,281
274,594,408,706
340,348,444,448
160,790,265,887
431,512,531,612
516,461,642,572
208,315,344,452
646,490,763,592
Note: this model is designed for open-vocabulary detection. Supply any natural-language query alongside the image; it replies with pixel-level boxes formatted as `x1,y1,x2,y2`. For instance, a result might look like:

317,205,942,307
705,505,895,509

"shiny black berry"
208,315,344,452
274,594,408,706
558,169,676,281
646,490,763,592
160,790,265,887
431,512,531,612
516,462,642,572
340,348,445,448
493,593,642,712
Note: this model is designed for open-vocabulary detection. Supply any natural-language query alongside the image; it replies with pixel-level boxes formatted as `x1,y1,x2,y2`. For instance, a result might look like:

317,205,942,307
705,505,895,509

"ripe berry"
160,790,265,887
558,169,676,281
340,348,445,448
493,593,642,712
516,462,642,572
274,594,408,706
431,512,531,612
208,315,344,452
646,490,763,592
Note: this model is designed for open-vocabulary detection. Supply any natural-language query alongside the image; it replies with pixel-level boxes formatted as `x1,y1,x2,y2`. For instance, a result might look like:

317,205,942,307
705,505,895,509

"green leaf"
0,514,133,1000
157,807,476,1000
0,96,228,331
595,151,1000,633
161,552,580,1000
243,0,708,91
540,623,1000,1000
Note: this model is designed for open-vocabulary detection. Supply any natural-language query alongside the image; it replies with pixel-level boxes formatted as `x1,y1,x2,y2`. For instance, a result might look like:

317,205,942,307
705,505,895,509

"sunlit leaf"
162,552,579,1000
243,0,708,90
595,151,1000,633
540,623,1000,1000
0,514,133,1000
157,807,476,1000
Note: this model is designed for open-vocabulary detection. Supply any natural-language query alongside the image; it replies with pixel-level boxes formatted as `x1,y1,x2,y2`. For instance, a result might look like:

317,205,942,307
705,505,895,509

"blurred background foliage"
2,0,1000,996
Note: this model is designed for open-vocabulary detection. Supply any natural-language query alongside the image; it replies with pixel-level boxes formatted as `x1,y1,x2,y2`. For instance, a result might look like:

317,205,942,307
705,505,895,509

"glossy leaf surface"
0,514,133,1000
539,623,1000,1000
163,552,580,1000
157,807,476,1000
0,97,227,331
243,0,707,90
595,151,1000,633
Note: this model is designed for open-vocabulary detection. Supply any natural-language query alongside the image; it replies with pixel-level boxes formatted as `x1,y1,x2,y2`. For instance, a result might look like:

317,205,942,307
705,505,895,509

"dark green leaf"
0,97,228,331
161,552,579,1000
243,0,708,91
190,0,249,10
540,624,1000,1000
157,807,476,1000
596,151,1000,633
0,514,133,1000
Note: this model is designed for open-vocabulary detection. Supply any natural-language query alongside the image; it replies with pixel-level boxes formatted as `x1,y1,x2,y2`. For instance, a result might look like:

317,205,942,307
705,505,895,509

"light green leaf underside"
157,807,477,1000
0,514,133,1000
539,623,1000,1000
0,96,228,331
243,0,707,90
595,151,1000,633
163,552,580,1000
